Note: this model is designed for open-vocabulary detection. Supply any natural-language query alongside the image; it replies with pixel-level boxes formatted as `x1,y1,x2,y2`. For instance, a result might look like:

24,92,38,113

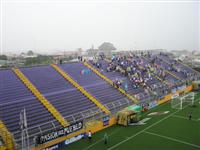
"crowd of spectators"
91,52,198,102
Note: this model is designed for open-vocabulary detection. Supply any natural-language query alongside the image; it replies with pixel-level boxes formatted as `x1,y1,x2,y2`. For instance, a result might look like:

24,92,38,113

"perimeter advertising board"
37,121,83,144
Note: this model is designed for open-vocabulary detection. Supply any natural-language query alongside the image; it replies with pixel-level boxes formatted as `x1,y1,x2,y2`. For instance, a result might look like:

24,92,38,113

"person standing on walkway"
88,130,92,143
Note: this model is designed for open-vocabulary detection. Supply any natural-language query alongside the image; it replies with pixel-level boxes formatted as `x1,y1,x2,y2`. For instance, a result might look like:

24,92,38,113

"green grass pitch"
60,92,200,150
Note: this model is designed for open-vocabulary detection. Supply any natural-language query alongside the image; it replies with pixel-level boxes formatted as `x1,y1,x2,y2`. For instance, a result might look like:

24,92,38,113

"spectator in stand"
59,59,63,65
96,62,102,68
113,78,121,88
124,83,128,92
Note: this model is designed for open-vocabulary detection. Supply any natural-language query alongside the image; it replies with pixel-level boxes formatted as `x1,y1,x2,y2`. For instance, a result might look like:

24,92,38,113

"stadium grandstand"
0,51,200,150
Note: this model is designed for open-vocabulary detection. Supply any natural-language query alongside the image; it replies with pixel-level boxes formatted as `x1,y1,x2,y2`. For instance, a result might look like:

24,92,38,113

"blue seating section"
0,70,57,140
90,59,156,101
60,63,128,105
151,55,188,80
20,66,99,119
91,60,145,94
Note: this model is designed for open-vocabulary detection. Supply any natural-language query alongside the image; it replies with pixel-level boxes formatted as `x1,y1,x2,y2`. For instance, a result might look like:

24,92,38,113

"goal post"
171,92,194,109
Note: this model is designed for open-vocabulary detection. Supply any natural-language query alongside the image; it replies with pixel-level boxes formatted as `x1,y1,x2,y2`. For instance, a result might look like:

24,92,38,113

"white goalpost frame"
171,92,195,109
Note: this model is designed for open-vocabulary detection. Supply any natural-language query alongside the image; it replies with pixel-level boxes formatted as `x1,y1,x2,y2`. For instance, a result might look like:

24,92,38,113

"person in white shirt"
88,130,92,142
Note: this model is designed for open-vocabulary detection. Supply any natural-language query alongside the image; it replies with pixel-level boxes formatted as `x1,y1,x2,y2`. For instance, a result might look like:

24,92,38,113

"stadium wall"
34,85,193,150
157,85,193,105
34,117,116,150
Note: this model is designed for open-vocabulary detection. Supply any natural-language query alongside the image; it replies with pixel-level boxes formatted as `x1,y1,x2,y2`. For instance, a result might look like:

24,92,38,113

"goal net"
171,92,194,109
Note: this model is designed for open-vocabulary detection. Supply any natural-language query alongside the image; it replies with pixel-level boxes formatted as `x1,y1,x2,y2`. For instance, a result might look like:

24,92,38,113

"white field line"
143,131,200,149
82,128,120,150
108,98,200,150
172,115,198,122
108,107,184,150
143,101,169,116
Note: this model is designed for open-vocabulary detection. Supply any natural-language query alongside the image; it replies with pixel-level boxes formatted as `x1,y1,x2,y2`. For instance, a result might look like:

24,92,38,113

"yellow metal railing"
130,56,170,85
83,62,138,104
140,64,169,85
12,68,69,127
165,70,181,80
178,61,200,75
51,64,110,114
0,121,15,150
142,56,182,81
158,59,182,81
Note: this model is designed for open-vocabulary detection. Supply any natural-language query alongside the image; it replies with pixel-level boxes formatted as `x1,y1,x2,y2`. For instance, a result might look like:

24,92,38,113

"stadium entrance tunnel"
116,105,142,126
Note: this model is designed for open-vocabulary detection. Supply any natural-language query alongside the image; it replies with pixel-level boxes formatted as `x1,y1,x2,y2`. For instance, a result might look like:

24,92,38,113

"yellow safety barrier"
117,57,169,87
157,85,193,105
98,57,170,98
51,64,110,114
178,61,200,75
158,58,183,80
142,56,182,81
12,68,69,127
0,121,15,150
165,70,181,80
141,64,168,85
83,62,138,104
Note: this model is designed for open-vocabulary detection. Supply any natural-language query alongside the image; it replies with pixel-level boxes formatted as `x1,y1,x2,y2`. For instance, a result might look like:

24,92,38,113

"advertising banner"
171,88,177,94
148,101,158,109
43,134,84,150
177,85,186,91
172,93,179,99
37,121,83,144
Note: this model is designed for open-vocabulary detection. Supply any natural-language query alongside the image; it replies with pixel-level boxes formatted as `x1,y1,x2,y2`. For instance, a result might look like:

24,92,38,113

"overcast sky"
0,0,199,54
